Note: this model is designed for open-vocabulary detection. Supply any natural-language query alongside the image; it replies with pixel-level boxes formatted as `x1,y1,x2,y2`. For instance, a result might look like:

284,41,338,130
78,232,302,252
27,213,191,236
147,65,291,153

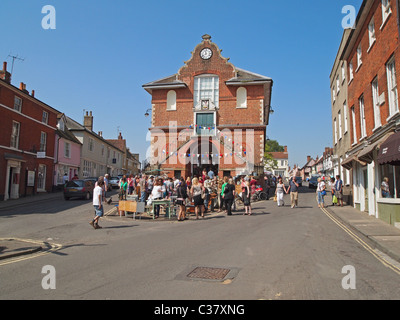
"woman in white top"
151,178,165,218
316,177,326,208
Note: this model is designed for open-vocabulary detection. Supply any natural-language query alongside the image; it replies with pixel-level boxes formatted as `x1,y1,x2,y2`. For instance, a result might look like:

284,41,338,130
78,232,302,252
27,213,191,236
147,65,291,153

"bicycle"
251,187,269,201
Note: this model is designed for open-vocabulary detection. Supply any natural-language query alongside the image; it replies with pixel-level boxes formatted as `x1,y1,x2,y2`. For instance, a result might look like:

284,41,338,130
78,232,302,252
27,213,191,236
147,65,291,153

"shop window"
380,164,400,198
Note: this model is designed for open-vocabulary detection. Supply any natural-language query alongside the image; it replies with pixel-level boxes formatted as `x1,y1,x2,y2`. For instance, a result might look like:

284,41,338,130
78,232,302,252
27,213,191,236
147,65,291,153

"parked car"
309,176,320,189
64,179,95,200
109,176,120,189
85,177,98,185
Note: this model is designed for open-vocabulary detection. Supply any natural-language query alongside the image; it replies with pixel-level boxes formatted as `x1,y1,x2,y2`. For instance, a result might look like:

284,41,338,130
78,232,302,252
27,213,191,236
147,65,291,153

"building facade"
340,0,400,226
66,112,125,178
0,62,60,200
330,28,353,203
54,114,82,187
143,35,273,179
269,146,289,180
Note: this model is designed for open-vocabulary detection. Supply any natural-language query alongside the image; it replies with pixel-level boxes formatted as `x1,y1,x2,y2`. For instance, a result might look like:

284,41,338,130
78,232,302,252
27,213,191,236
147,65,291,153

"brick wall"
347,0,400,143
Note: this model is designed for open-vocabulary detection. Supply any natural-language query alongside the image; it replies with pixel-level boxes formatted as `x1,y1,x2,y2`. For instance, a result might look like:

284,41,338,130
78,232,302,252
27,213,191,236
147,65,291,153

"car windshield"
66,180,84,187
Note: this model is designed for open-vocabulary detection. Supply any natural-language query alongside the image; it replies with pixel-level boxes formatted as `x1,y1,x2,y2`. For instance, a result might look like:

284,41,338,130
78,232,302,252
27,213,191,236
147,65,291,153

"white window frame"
334,118,338,145
42,111,49,124
341,63,346,84
166,90,177,111
356,44,362,71
349,62,354,83
386,56,398,118
381,0,392,29
193,74,219,108
351,106,357,145
14,96,22,112
372,77,381,129
343,101,348,133
236,87,247,108
359,96,367,139
336,75,340,95
64,142,71,158
40,131,47,152
10,121,20,149
332,87,336,103
88,138,94,152
368,18,376,51
338,110,343,140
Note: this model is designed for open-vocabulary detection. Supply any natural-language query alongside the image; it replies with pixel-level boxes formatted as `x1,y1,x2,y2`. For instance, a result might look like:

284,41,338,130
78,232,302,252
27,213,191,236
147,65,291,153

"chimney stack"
284,146,288,153
84,110,94,132
98,131,102,137
0,62,11,83
19,82,28,94
118,132,123,140
307,155,311,163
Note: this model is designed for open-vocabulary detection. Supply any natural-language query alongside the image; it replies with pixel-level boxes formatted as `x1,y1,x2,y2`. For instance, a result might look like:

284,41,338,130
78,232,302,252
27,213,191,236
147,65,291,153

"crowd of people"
88,171,347,228
110,169,266,220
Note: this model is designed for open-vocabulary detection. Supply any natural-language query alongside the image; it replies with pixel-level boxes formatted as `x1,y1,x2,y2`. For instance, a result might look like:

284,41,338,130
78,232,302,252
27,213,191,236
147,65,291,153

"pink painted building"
54,114,81,187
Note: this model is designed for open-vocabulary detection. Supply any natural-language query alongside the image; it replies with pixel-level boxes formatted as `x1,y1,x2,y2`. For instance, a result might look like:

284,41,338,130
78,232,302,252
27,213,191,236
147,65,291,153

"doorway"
37,165,47,191
363,168,369,212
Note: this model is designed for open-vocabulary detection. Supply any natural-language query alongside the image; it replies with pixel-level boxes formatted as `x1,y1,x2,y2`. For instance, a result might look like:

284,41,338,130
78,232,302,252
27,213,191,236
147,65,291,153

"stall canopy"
378,131,400,165
358,132,394,164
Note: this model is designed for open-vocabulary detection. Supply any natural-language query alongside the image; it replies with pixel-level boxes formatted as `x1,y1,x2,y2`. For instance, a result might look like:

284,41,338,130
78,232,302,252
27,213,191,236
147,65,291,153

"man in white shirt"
90,177,105,229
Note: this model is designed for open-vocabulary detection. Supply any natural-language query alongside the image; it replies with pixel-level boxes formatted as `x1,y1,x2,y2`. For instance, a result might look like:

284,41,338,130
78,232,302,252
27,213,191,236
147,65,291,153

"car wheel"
64,196,70,200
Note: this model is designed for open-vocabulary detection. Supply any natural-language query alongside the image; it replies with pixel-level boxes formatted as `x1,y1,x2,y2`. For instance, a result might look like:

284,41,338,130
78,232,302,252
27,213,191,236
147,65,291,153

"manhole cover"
187,267,230,280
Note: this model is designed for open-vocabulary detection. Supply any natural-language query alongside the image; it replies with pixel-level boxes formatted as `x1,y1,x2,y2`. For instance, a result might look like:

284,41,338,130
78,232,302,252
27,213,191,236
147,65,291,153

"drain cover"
187,267,230,280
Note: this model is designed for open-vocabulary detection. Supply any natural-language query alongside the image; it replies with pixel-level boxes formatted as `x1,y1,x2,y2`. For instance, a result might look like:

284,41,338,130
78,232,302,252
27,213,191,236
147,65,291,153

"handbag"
321,190,327,196
273,195,277,202
332,195,338,204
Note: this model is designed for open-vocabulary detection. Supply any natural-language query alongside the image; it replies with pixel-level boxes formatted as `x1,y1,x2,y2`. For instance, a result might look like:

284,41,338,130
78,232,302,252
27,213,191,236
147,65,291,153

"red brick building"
340,0,400,224
143,35,273,179
0,62,60,201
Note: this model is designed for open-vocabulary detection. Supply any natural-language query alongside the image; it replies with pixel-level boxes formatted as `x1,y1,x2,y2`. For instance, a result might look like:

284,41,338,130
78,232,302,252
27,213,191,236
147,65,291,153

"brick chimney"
84,111,93,132
19,82,29,94
284,146,288,153
307,155,311,163
118,132,123,140
0,62,11,83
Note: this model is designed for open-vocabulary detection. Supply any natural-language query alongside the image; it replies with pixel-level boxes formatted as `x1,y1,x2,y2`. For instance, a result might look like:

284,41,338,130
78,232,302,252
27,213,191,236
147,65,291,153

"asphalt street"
0,187,400,300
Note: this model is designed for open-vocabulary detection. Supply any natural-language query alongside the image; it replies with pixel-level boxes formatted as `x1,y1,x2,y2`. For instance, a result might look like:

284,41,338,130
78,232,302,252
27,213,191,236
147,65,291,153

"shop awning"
341,151,366,170
377,131,400,165
358,132,394,164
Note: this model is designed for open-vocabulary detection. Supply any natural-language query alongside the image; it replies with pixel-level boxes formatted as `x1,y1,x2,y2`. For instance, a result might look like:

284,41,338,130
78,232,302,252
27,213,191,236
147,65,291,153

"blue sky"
1,0,362,168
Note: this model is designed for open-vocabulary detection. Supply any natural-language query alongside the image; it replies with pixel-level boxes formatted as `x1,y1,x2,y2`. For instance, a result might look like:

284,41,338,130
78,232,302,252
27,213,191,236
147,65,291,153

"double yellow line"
0,238,62,266
320,207,400,276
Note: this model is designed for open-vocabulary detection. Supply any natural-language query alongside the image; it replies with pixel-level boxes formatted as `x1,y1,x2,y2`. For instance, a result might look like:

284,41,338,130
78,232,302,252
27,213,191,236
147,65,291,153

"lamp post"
144,108,152,117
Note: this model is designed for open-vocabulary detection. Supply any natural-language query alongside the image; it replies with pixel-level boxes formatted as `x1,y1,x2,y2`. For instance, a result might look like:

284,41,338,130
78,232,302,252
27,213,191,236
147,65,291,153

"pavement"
1,191,400,265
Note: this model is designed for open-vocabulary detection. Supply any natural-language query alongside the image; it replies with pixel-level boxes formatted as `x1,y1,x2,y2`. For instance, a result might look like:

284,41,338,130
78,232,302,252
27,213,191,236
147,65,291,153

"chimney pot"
31,90,35,97
3,61,6,71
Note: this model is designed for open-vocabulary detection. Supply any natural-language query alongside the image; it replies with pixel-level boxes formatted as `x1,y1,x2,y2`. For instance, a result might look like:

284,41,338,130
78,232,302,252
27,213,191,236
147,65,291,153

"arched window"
167,90,176,110
236,87,247,108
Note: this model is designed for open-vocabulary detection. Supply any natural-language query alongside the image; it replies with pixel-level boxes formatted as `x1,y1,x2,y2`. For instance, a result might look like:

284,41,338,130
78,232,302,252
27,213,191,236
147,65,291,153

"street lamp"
144,108,152,117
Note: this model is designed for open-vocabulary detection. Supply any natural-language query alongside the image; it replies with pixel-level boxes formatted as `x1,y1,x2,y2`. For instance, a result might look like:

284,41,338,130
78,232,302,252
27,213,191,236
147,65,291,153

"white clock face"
200,48,212,60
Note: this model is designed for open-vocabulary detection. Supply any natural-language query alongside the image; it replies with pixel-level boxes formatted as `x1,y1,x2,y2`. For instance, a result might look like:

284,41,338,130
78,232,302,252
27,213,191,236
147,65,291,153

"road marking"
0,238,62,267
320,207,400,276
